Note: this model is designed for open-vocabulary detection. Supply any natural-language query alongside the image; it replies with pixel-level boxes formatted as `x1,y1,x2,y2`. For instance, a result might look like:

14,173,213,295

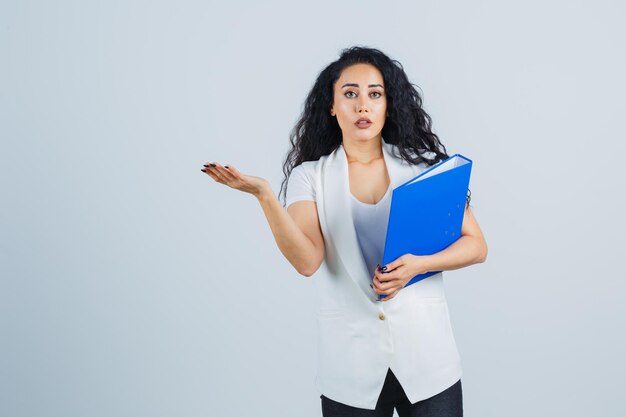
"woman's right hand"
201,162,270,198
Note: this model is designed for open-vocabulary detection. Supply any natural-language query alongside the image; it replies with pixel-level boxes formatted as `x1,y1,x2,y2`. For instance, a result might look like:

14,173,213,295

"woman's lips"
355,119,372,129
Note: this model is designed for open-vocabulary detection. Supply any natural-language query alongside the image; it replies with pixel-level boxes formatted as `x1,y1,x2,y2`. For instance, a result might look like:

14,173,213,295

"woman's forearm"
422,235,488,274
255,185,320,276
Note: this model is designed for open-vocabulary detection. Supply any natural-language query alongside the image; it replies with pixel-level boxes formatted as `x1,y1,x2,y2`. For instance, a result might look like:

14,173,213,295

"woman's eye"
370,91,382,98
344,91,357,98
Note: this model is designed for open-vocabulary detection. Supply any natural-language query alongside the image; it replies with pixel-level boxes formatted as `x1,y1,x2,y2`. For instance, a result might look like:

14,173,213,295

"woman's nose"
357,102,368,112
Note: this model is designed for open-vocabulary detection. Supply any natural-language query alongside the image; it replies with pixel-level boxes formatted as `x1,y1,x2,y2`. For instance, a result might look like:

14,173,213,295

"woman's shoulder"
288,160,321,191
292,155,329,176
291,159,319,176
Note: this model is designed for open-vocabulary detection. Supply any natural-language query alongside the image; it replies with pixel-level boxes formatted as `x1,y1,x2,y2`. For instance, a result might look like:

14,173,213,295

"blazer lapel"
320,140,416,302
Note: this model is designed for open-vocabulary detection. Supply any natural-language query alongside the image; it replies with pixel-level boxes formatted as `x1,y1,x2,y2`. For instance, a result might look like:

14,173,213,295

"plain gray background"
2,0,625,416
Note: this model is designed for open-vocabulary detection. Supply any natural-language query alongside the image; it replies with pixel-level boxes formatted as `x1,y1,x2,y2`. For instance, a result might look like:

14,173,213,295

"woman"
201,46,487,417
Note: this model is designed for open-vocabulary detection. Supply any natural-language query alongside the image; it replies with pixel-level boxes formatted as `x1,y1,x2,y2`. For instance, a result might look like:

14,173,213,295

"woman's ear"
330,107,335,116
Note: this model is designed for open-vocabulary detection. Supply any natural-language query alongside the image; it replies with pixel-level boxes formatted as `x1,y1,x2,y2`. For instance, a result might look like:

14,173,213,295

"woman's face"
330,63,387,144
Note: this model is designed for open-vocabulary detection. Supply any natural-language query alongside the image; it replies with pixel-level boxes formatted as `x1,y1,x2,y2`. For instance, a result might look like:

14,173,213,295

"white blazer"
304,140,462,409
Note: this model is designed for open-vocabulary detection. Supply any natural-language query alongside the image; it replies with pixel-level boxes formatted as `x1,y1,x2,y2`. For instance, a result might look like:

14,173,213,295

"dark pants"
320,368,463,417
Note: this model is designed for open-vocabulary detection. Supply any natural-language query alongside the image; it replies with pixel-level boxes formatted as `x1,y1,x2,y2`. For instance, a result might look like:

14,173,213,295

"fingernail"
210,163,216,167
224,166,229,169
381,266,387,272
203,164,209,167
369,283,373,288
200,169,206,172
377,263,381,271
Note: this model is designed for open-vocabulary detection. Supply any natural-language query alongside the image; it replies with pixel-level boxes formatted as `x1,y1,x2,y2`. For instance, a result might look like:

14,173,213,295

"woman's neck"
342,137,383,165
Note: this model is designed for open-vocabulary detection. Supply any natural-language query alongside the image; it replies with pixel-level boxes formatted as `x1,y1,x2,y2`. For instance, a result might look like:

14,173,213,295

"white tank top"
349,184,393,278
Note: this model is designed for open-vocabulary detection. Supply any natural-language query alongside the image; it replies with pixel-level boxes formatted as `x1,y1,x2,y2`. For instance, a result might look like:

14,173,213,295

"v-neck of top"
349,183,393,207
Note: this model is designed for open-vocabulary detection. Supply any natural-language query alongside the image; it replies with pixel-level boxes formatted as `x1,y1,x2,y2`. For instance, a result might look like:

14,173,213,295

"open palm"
201,162,269,197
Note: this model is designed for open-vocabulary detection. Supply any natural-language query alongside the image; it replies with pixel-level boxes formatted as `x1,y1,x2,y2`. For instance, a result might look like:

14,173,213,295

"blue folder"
377,154,473,300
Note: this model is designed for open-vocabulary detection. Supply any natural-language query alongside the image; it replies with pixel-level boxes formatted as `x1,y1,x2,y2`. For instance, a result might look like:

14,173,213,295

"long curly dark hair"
279,45,454,206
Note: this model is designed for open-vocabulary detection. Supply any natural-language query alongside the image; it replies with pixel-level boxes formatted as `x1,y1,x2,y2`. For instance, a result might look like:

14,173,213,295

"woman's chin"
346,131,383,143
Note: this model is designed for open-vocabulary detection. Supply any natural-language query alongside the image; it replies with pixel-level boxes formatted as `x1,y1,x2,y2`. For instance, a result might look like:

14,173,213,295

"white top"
285,164,316,208
349,185,392,279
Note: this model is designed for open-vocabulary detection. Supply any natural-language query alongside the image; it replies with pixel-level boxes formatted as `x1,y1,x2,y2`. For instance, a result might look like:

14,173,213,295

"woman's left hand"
371,254,429,301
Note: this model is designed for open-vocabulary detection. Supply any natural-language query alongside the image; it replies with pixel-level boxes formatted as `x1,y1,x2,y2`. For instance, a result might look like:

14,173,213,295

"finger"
204,168,218,178
382,289,400,301
211,163,235,179
370,280,386,295
373,276,395,293
379,290,394,300
381,256,404,273
202,168,221,182
383,289,400,301
377,273,390,283
376,269,395,282
372,285,388,298
374,268,384,282
204,164,226,182
378,279,402,293
223,164,240,175
377,264,398,282
373,275,382,288
222,164,244,182
209,163,235,183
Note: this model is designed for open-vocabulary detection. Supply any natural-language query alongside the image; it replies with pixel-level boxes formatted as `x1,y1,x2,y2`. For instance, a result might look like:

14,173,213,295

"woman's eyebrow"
341,83,384,88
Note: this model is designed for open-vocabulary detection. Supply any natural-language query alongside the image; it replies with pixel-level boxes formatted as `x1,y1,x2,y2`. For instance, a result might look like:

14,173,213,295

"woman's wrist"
254,181,274,201
410,254,432,276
